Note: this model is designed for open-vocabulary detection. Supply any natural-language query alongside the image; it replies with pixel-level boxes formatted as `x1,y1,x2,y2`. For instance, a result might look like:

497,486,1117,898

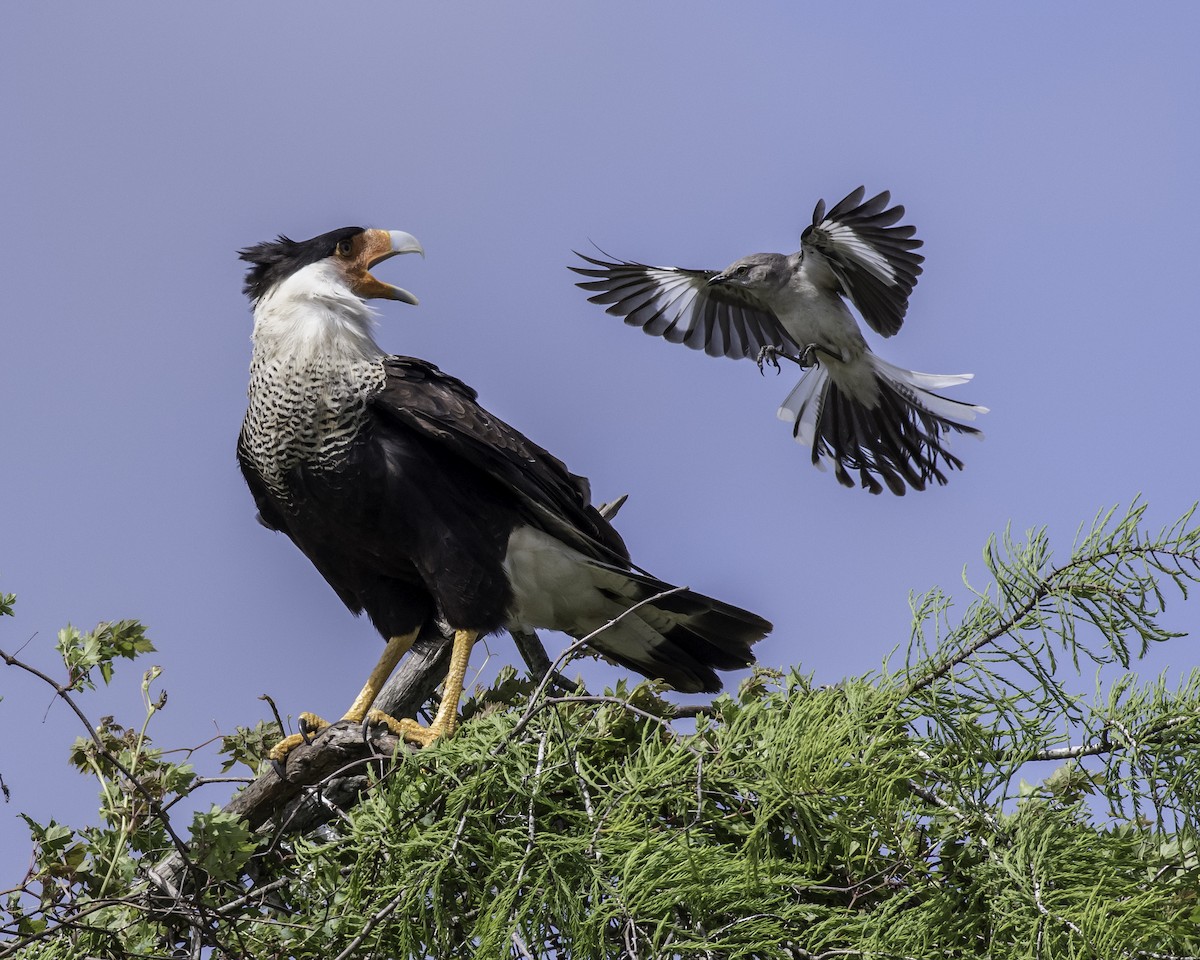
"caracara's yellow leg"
383,629,478,748
269,627,421,764
341,628,422,723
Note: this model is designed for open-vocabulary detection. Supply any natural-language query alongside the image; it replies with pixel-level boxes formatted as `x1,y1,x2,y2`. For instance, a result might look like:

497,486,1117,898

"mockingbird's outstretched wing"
571,253,800,360
801,187,925,338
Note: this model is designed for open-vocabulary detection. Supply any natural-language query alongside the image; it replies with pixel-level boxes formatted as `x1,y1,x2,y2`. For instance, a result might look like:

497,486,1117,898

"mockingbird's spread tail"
571,187,986,495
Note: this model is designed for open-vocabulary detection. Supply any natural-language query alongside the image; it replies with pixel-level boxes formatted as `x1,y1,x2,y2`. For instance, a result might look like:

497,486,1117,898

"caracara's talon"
401,721,440,748
299,711,328,736
297,711,329,745
268,732,306,765
269,712,331,764
361,709,446,748
270,756,289,781
359,708,452,748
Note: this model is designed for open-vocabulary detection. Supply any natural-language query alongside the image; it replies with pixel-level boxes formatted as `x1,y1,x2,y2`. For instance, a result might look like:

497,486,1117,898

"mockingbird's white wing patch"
571,253,800,360
802,186,925,338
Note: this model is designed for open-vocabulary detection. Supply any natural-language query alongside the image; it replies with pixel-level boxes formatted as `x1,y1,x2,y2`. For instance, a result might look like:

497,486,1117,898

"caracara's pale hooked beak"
352,229,425,304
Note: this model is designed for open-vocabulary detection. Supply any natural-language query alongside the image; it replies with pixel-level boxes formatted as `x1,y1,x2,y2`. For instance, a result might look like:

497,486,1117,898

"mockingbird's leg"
757,344,830,374
756,345,793,374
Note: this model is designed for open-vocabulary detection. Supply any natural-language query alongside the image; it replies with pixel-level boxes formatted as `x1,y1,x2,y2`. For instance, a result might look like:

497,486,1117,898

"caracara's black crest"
238,226,366,301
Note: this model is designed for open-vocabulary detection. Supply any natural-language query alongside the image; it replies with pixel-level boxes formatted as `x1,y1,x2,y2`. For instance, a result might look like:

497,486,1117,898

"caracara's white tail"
504,526,768,692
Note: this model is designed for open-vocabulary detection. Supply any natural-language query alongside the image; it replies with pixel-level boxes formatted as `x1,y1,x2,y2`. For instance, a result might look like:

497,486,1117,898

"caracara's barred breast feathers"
239,354,387,502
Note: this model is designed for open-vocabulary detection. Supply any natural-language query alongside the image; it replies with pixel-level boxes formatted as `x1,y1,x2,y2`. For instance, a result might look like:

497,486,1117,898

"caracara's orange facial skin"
342,229,410,301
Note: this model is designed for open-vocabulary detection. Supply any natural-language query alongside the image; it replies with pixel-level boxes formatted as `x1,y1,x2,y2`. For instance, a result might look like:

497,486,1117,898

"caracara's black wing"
800,187,925,338
570,253,800,360
237,429,388,619
371,357,630,565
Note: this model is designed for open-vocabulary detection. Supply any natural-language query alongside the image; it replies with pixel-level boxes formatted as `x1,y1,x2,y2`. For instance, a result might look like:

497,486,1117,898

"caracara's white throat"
252,260,385,366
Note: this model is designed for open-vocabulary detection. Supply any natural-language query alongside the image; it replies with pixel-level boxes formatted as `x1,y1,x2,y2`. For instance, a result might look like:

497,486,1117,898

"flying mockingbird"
571,187,986,495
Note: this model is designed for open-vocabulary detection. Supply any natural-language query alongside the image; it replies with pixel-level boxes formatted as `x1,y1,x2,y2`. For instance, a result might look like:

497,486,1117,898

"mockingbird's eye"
734,265,749,277
336,238,354,257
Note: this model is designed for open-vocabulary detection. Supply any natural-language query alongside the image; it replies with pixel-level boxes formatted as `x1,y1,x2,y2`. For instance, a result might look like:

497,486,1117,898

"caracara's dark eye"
337,238,354,257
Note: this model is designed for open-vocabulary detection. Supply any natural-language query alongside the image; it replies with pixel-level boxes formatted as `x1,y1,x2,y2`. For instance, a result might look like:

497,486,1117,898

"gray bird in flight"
571,187,986,495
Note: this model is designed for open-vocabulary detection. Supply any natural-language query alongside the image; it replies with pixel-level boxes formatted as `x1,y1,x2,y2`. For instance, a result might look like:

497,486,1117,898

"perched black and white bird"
571,187,986,495
236,226,770,762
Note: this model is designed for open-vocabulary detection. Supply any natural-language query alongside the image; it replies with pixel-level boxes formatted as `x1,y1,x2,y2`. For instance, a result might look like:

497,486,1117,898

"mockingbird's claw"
799,344,817,367
756,346,784,375
757,345,823,373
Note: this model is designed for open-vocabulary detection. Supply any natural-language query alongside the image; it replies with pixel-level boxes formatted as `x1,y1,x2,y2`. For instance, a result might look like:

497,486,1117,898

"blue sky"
2,4,1198,882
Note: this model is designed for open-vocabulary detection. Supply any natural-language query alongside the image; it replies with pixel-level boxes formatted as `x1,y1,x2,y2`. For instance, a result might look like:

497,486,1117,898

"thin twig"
510,627,574,692
900,544,1192,700
511,928,537,960
0,646,226,953
215,876,292,915
1027,731,1112,762
1029,865,1104,957
497,587,689,754
329,889,405,960
533,695,701,756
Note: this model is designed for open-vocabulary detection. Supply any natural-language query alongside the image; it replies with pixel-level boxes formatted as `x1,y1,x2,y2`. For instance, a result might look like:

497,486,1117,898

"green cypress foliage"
3,502,1199,958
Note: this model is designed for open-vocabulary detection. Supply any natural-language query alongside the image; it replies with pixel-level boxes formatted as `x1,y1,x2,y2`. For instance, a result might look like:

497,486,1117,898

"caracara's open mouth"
354,229,424,303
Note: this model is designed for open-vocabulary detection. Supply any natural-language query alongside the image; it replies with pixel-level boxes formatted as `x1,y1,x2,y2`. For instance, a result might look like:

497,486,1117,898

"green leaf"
189,806,257,882
56,619,154,689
